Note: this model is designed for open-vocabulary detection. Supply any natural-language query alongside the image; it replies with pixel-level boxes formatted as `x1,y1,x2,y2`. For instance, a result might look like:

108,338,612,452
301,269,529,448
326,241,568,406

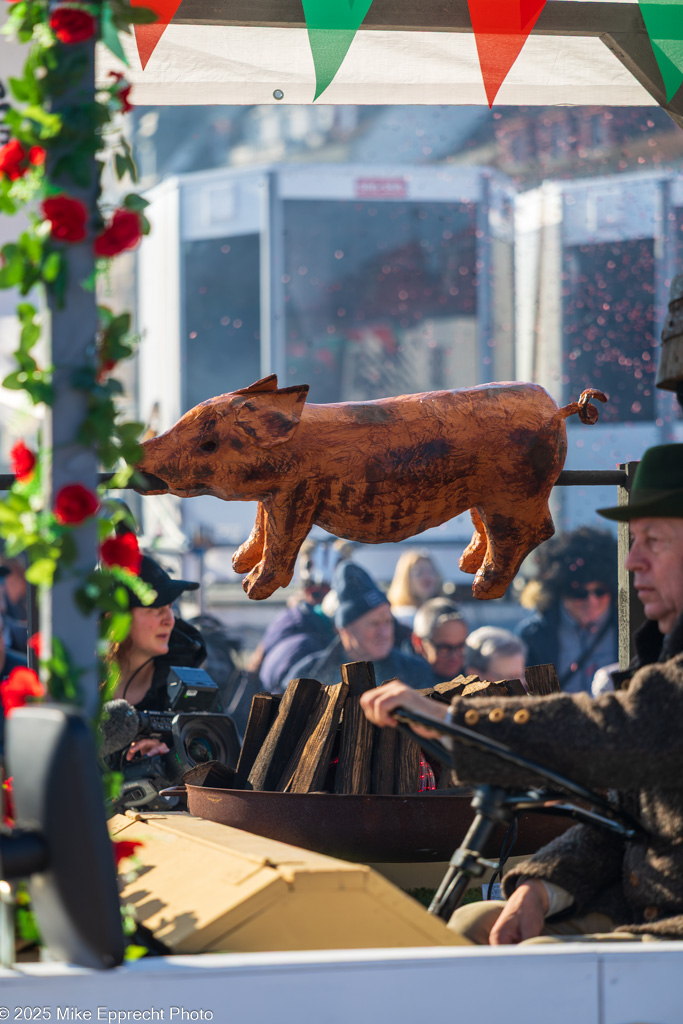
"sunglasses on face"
565,585,609,601
430,641,467,656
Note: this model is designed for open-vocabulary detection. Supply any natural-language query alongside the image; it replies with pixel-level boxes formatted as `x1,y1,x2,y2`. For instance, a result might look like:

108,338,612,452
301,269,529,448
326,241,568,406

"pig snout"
135,435,177,494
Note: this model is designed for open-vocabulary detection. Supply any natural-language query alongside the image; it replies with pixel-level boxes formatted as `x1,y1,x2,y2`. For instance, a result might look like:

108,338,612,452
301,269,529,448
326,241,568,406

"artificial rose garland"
42,194,88,243
94,209,142,257
0,139,46,181
0,667,45,715
10,440,36,481
109,72,134,114
53,483,99,524
100,532,142,574
49,6,97,44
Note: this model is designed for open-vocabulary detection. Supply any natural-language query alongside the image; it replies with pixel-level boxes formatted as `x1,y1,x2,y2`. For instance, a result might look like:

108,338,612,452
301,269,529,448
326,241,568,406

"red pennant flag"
132,0,183,70
467,0,547,107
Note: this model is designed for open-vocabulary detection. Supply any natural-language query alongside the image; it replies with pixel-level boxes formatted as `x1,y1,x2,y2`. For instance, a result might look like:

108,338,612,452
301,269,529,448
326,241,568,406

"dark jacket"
518,601,618,693
135,618,207,712
259,602,335,694
448,610,683,936
291,636,437,689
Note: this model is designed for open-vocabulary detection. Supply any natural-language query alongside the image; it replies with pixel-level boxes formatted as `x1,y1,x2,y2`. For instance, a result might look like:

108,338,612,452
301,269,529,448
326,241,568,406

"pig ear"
234,374,279,395
234,385,309,447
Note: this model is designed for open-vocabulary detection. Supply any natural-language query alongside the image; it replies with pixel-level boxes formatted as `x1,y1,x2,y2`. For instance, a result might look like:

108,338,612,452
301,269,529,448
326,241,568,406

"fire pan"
185,785,571,863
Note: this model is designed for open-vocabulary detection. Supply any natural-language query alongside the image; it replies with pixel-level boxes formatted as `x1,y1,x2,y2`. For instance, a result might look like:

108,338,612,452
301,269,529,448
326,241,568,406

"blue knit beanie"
333,562,389,628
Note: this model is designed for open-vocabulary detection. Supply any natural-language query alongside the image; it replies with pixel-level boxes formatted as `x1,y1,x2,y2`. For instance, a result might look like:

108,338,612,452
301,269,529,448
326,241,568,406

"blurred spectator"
252,539,335,695
412,598,469,682
518,527,618,694
591,661,620,698
0,608,28,759
186,613,260,736
464,626,527,683
0,554,28,651
290,562,436,689
387,550,443,628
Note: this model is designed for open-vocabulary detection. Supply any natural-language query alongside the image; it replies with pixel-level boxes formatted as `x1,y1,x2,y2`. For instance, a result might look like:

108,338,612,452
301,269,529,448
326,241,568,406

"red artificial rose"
0,667,44,716
100,532,142,575
49,6,97,43
94,209,142,258
53,483,99,524
42,194,88,243
112,838,143,867
0,139,46,181
96,357,117,384
3,777,14,828
109,72,134,114
10,440,36,482
27,632,42,659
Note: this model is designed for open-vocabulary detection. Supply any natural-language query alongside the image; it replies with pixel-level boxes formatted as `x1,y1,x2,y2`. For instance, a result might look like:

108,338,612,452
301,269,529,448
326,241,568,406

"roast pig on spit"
136,375,606,601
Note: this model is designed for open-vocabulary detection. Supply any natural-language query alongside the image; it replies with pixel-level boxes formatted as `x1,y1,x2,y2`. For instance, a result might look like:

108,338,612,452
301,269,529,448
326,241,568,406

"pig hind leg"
233,502,266,574
460,508,488,575
472,500,554,600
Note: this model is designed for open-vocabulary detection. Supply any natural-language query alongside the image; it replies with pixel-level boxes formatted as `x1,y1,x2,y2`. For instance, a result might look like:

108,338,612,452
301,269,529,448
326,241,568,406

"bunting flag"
132,0,183,70
301,0,376,100
467,0,547,106
639,0,683,102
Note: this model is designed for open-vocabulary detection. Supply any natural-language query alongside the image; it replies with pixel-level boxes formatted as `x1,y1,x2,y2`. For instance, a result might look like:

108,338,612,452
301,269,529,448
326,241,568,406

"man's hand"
489,880,549,945
125,737,170,761
360,679,448,740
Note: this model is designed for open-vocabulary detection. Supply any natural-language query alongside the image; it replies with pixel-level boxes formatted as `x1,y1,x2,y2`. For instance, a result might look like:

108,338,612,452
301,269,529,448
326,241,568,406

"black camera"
114,667,241,812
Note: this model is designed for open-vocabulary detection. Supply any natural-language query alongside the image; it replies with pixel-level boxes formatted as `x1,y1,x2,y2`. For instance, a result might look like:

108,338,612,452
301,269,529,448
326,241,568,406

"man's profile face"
419,619,468,679
625,517,683,634
339,603,394,662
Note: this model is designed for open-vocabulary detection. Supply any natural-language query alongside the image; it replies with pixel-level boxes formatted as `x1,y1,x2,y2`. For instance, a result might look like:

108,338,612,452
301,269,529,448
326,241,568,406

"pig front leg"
459,508,488,575
243,488,317,600
233,502,266,574
472,499,554,600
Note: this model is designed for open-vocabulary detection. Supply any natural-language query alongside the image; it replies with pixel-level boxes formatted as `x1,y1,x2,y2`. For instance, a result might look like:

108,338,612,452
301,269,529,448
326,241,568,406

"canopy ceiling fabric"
99,0,683,119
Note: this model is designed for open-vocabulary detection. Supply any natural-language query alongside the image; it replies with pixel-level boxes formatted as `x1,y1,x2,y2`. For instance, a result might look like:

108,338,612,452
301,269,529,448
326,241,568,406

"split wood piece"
525,663,561,696
394,730,422,795
499,677,528,697
246,679,322,791
279,680,349,793
234,693,282,789
182,761,236,790
371,725,397,795
461,679,513,699
335,662,377,795
418,676,481,703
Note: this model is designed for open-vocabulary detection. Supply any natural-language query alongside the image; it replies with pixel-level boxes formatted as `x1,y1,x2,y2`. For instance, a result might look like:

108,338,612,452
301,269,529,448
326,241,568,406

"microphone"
100,699,140,758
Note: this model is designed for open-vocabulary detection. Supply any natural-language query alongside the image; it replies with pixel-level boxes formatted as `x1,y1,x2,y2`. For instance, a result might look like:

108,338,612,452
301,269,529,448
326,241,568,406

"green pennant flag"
639,0,683,102
302,0,376,100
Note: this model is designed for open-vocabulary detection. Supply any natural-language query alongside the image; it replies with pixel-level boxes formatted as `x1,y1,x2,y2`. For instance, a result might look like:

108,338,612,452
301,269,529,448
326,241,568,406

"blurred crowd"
0,524,621,740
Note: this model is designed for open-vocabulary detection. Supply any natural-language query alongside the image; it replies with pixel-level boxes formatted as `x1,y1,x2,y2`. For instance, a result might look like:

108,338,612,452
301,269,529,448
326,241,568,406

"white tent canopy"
102,0,681,118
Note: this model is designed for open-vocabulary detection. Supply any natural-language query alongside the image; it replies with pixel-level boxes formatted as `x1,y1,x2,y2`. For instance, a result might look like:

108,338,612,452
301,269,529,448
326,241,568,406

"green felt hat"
598,444,683,521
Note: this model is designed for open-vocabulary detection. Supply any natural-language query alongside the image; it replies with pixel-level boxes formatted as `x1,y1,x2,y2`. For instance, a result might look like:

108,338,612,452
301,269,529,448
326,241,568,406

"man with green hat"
361,443,683,943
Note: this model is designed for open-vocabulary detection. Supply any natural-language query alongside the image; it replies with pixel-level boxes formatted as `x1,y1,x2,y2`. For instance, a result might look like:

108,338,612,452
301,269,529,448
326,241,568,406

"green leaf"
122,193,150,213
25,558,57,587
42,250,63,283
107,611,132,643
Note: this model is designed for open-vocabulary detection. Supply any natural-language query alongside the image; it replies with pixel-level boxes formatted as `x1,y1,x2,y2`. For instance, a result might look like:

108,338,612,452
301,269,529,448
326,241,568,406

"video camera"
108,666,241,812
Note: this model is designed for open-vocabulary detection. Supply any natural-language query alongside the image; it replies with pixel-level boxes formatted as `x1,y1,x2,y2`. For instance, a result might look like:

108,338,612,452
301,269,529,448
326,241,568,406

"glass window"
182,234,261,410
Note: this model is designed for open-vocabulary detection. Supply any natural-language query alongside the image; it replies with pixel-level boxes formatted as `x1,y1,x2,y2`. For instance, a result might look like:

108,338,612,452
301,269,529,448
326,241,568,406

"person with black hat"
108,555,206,761
361,444,683,944
289,561,436,690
